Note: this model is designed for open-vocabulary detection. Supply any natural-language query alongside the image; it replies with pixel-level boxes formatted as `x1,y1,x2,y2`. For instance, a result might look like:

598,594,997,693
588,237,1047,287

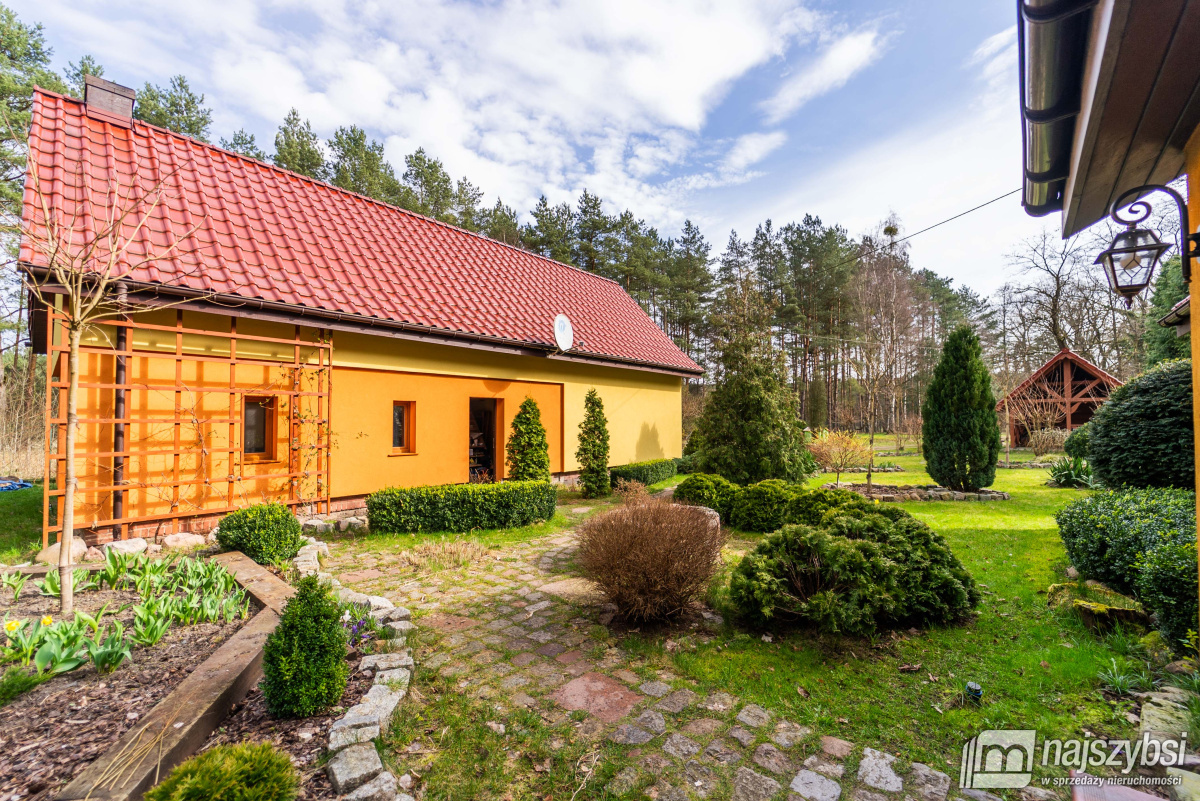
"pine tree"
326,125,407,206
219,129,266,160
134,75,212,140
522,196,576,264
273,109,325,179
64,54,103,98
921,325,1000,491
692,278,816,484
807,377,827,429
481,198,521,246
401,147,454,218
575,389,610,497
573,190,612,275
506,397,551,482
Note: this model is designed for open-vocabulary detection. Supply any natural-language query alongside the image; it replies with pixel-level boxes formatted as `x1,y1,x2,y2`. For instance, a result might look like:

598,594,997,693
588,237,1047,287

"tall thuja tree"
922,325,1000,491
692,276,815,484
506,397,551,481
575,389,610,497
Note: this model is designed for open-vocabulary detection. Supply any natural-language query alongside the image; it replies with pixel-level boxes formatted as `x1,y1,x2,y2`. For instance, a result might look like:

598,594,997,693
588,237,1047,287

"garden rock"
634,709,667,735
858,748,903,792
773,721,812,748
105,537,147,555
1015,788,1058,801
790,769,843,801
703,740,742,765
1166,660,1197,675
374,667,412,688
344,770,396,801
1141,694,1191,740
83,546,104,562
729,726,756,747
663,733,701,759
366,595,393,611
326,743,383,794
907,762,952,801
35,535,86,565
821,736,854,758
606,766,640,795
803,754,845,779
385,620,416,638
1167,768,1200,801
701,692,738,713
737,704,771,728
360,653,413,673
753,743,794,775
656,689,697,713
162,532,206,550
640,680,672,697
610,724,655,745
329,725,380,752
371,606,412,623
685,760,719,798
733,767,782,801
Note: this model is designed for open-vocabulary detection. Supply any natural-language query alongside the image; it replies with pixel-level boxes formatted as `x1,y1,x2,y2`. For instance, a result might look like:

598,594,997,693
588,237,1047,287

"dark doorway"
469,398,498,482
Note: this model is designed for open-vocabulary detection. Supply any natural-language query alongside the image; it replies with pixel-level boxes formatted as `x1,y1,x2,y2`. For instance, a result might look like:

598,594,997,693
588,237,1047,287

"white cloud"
724,131,788,172
760,28,889,124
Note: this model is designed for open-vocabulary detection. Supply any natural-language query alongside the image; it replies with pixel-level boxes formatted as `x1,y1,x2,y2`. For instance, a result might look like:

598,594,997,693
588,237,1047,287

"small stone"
737,704,771,728
365,595,393,611
634,709,667,735
663,733,702,759
790,769,842,801
733,766,782,801
105,537,148,555
385,620,416,638
773,721,812,749
908,762,952,801
685,760,719,798
1016,789,1059,801
640,680,672,697
360,652,413,673
656,689,698,713
343,770,396,801
704,740,742,765
729,726,757,747
295,728,315,742
649,783,690,801
614,669,640,683
606,766,640,795
163,532,206,550
821,735,854,759
857,747,903,792
486,721,506,735
610,724,655,745
398,773,414,791
803,754,845,779
328,725,380,752
83,546,104,562
1167,768,1200,801
326,743,383,794
701,691,738,713
35,536,87,565
753,743,794,775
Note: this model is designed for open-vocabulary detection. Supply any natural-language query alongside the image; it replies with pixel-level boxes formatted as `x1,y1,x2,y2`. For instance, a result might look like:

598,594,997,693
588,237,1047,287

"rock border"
822,483,1011,502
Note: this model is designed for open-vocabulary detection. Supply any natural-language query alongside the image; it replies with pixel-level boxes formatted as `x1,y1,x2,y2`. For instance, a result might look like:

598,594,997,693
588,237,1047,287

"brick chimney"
83,75,135,128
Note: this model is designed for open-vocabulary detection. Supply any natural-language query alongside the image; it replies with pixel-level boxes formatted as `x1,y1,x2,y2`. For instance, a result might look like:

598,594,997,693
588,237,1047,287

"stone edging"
821,466,904,474
820,483,1011,502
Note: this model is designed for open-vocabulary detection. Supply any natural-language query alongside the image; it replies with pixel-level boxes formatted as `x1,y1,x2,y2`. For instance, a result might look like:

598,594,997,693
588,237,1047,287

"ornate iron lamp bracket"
1107,184,1200,282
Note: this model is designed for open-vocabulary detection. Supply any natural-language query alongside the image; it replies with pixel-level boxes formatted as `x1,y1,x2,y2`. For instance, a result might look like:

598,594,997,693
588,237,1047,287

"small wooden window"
392,401,415,453
243,396,276,461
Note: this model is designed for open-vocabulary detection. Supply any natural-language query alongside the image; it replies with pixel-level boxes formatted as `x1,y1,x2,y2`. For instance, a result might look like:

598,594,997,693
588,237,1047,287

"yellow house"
22,79,702,545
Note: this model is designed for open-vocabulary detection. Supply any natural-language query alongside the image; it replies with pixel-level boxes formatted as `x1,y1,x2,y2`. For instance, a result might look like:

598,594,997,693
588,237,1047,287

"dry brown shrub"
577,499,725,621
396,539,487,571
614,478,650,506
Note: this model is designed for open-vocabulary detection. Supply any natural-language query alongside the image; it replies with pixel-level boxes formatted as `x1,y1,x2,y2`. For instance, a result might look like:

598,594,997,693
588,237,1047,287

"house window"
393,401,415,452
243,396,276,460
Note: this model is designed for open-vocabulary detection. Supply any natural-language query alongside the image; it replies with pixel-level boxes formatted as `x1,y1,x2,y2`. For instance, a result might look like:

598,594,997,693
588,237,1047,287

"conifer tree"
219,129,266,160
134,75,212,140
575,388,610,497
921,325,1000,491
506,397,551,481
273,109,325,179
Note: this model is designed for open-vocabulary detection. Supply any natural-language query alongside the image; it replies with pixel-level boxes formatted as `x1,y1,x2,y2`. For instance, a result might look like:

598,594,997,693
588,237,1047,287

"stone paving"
321,507,1011,801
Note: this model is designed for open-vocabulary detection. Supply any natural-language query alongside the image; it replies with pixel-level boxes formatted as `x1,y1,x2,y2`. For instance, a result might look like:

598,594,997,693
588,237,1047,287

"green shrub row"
729,505,978,635
609,459,677,487
217,503,304,565
1056,488,1197,651
675,473,899,532
367,480,557,533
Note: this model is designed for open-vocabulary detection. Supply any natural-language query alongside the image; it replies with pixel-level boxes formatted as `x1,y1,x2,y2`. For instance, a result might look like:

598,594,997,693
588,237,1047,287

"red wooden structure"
996,348,1123,446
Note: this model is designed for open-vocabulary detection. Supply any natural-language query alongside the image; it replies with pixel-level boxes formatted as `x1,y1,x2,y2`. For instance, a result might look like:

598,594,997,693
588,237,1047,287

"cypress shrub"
367,480,557,533
786,488,873,526
1055,488,1195,594
261,576,348,718
144,743,298,801
921,326,1000,491
609,458,677,487
1088,359,1193,489
1063,423,1090,460
506,397,551,481
674,473,740,523
217,503,303,565
575,389,611,498
730,479,798,532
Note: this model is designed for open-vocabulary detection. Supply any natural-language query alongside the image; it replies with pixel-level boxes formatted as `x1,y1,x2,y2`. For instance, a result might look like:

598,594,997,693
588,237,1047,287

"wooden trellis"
43,307,332,547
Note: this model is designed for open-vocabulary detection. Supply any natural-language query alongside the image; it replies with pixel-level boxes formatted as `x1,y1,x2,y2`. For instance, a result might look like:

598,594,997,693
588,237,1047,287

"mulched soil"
0,587,248,801
202,651,374,800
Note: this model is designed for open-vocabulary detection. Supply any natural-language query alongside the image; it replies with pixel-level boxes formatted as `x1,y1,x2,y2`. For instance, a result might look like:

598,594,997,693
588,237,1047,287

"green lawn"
0,484,44,564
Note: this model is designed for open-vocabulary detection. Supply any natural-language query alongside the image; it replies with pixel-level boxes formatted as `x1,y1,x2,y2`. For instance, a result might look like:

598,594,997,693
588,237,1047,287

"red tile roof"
996,347,1122,407
21,89,702,375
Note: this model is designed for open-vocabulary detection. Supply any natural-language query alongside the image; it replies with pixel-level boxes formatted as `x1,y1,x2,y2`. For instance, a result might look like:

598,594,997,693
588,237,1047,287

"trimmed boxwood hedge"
609,458,677,487
1135,540,1199,651
1055,488,1194,595
367,480,557,533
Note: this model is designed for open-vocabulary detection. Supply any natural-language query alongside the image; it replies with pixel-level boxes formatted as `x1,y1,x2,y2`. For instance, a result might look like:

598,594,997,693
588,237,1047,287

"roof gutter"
1018,0,1099,217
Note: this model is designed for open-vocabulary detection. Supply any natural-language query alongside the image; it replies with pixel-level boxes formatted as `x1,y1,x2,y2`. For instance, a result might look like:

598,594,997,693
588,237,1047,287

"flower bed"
820,482,1010,501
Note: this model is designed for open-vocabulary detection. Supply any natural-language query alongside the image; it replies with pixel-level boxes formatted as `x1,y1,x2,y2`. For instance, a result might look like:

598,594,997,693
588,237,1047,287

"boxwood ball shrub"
673,473,739,523
144,742,298,801
1134,539,1199,651
1089,359,1193,489
729,506,978,635
609,458,677,487
730,479,797,533
1063,422,1090,460
262,575,348,718
1055,488,1194,595
578,499,725,621
217,503,303,565
367,480,556,533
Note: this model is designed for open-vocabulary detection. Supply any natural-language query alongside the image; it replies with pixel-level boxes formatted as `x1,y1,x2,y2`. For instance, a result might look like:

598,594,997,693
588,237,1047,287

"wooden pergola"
996,348,1123,447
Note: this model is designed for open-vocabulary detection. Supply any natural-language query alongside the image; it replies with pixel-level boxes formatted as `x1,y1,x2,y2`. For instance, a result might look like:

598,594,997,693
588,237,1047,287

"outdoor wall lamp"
1096,184,1200,307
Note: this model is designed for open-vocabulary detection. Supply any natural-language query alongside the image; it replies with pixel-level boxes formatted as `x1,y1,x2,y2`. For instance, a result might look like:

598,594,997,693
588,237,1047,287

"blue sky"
19,0,1053,295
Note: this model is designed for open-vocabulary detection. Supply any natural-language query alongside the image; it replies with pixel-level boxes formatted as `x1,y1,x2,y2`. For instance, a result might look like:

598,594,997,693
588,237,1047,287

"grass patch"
0,667,47,707
0,484,43,564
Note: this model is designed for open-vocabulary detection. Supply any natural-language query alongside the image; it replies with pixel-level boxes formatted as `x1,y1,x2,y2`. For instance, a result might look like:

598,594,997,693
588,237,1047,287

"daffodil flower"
4,619,21,633
41,615,53,626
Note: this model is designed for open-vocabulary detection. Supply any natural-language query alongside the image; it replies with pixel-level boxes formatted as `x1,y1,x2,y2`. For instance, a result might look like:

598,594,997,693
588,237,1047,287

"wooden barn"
996,348,1123,447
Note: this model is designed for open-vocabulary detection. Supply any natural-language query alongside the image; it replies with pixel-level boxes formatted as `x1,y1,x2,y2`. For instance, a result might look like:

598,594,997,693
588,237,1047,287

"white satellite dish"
553,314,574,351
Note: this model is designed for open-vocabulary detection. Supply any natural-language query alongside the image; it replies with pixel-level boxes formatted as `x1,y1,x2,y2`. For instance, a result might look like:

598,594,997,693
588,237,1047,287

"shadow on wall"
636,423,664,461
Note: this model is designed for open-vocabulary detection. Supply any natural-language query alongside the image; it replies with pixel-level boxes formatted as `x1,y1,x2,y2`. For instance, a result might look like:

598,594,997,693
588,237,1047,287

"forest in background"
0,5,1189,477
